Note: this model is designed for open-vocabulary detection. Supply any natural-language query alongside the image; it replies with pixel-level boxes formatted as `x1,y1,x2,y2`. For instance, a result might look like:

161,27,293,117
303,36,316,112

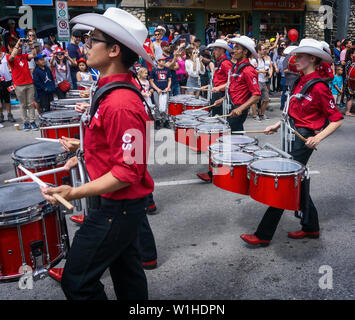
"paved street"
0,95,354,300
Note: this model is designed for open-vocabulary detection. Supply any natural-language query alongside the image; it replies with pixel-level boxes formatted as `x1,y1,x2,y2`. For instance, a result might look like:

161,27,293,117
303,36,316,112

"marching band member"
197,39,233,182
201,39,233,116
215,36,261,132
41,8,156,300
240,39,343,247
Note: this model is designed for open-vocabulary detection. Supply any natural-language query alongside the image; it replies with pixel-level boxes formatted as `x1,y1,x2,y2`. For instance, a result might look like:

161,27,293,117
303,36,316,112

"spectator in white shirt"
185,47,205,98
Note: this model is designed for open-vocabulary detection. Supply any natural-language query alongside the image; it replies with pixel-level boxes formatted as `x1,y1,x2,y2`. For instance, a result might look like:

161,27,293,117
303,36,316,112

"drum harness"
281,78,329,154
74,78,153,213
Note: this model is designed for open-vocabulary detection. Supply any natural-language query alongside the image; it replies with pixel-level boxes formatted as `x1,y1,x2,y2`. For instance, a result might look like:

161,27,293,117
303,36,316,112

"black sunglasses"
87,36,115,49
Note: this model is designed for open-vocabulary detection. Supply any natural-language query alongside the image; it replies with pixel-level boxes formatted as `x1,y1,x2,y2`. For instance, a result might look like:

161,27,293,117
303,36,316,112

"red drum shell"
174,120,200,146
248,158,305,211
168,102,184,116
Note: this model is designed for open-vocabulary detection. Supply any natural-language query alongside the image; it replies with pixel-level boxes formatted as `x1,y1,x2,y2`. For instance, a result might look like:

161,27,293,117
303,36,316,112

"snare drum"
191,123,230,152
168,96,185,116
197,115,220,124
184,98,209,110
50,98,89,111
212,152,254,195
243,145,262,155
248,158,305,210
208,143,240,172
253,150,279,160
218,135,258,148
12,142,72,186
174,119,201,146
0,183,69,281
39,110,81,139
182,109,209,118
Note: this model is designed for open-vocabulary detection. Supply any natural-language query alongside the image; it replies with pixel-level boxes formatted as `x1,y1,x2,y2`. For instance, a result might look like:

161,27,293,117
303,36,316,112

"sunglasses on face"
28,34,35,37
57,52,64,56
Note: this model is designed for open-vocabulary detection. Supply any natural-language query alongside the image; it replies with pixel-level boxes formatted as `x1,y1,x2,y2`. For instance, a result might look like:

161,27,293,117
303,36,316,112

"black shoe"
147,204,158,215
0,114,4,123
154,120,161,130
163,120,170,129
7,113,16,122
142,259,157,270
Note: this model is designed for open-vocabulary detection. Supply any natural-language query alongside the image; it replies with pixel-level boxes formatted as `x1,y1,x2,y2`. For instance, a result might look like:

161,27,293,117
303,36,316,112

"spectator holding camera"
50,47,76,99
185,47,205,98
7,38,38,131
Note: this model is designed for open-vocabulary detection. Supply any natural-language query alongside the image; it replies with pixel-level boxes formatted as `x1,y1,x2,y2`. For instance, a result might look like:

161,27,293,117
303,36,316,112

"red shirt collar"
298,71,322,85
217,54,228,63
236,58,250,67
98,73,134,88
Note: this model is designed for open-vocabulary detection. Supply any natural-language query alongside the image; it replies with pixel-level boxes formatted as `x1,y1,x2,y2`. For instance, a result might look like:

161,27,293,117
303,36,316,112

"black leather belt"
88,195,146,210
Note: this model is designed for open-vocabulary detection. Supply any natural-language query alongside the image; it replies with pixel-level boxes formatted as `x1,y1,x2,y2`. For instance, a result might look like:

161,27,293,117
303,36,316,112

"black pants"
139,193,157,263
61,196,148,300
254,127,320,241
227,103,249,132
210,91,224,116
39,93,54,113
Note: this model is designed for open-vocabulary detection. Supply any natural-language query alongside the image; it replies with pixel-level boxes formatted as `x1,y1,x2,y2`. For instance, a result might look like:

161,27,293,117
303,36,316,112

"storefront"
251,0,305,41
146,0,205,43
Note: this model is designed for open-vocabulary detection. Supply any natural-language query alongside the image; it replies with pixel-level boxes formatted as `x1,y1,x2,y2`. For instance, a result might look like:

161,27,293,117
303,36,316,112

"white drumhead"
249,158,304,174
212,151,253,165
218,135,256,146
208,143,240,153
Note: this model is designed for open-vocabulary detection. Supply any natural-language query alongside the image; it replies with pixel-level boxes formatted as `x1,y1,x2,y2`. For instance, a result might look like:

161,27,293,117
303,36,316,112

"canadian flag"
7,85,16,92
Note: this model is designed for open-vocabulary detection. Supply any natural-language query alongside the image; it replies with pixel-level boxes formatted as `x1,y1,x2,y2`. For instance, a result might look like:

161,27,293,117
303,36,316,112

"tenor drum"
39,110,81,139
208,143,240,172
218,135,258,148
191,123,230,152
182,109,209,118
242,145,262,155
248,158,305,210
174,119,200,146
348,64,355,91
50,98,89,111
168,96,186,116
0,183,69,281
12,142,72,186
253,150,279,160
184,98,209,110
197,115,220,124
211,152,254,195
174,114,195,122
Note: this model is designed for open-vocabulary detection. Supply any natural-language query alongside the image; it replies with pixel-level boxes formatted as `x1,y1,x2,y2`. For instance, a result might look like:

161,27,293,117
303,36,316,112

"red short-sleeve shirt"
84,73,154,200
228,58,261,106
288,71,343,131
6,53,33,86
213,54,233,90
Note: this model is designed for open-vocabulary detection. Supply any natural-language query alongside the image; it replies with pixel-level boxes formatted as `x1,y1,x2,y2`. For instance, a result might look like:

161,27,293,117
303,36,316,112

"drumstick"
39,123,80,130
17,165,74,211
4,166,68,184
232,130,265,134
181,86,211,91
36,137,80,145
196,103,218,111
214,113,231,119
292,129,317,151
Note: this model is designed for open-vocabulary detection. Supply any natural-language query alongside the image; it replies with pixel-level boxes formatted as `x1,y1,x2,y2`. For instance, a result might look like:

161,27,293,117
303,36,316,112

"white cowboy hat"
320,41,331,55
70,7,153,65
72,24,94,32
290,38,333,63
283,45,298,55
207,39,232,52
156,26,166,34
229,36,258,59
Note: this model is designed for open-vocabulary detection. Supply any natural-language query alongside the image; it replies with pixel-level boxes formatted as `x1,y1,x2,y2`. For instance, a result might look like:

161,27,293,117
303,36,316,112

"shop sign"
147,0,205,8
67,0,97,6
22,0,53,5
253,0,305,11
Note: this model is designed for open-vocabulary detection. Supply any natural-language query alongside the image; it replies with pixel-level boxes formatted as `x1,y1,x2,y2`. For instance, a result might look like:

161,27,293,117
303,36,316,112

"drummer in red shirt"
41,8,155,300
215,36,261,132
240,39,343,247
201,39,233,116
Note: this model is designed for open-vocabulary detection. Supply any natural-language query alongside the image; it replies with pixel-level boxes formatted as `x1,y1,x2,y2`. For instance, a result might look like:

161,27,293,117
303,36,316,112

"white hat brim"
229,38,258,59
70,13,153,65
290,46,333,64
72,24,94,31
283,46,298,55
207,42,232,52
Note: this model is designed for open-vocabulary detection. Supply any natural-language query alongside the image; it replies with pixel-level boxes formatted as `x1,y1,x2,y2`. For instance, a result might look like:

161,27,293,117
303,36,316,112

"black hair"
102,32,139,69
342,39,351,47
333,39,341,47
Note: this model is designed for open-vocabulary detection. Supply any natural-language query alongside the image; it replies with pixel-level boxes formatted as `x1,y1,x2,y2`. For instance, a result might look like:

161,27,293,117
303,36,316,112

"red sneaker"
196,172,212,182
240,234,271,246
48,267,64,282
147,204,158,215
288,230,319,239
70,214,85,225
142,259,157,270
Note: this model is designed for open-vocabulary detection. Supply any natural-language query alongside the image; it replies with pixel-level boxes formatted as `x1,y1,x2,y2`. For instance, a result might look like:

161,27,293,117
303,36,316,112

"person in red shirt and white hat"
215,36,261,132
41,8,157,300
197,39,233,182
240,38,343,247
